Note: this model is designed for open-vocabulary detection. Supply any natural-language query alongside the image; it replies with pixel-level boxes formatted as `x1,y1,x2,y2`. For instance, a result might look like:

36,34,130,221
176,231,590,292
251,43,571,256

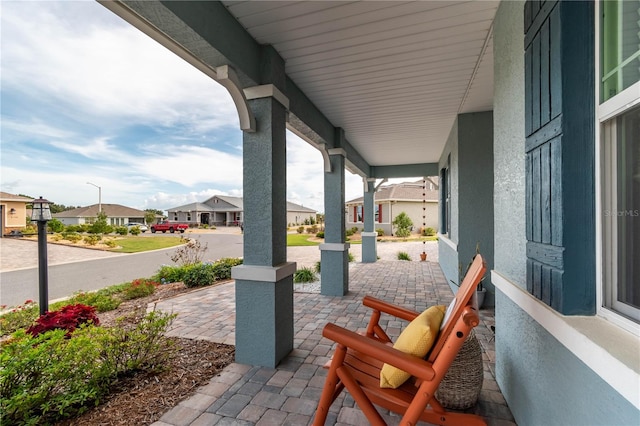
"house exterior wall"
345,201,438,236
287,211,315,226
493,2,639,424
438,112,494,304
1,201,28,235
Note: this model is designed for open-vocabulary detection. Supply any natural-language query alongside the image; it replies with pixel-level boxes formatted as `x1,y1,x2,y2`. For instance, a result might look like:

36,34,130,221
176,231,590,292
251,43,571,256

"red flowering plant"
26,304,99,337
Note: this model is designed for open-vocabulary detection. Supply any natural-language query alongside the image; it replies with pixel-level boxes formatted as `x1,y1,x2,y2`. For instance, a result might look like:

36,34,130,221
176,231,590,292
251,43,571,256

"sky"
0,0,387,214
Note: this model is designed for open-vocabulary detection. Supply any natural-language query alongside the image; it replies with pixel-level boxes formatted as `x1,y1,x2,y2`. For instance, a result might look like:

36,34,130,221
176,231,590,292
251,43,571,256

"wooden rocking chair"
313,255,487,426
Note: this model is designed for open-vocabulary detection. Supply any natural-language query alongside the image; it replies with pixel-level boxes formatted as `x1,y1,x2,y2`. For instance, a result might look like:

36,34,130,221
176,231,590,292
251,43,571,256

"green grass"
110,237,185,253
287,234,320,246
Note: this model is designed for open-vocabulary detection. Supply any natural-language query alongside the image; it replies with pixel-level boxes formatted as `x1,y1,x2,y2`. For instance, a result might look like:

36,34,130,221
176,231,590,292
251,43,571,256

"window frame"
595,0,640,334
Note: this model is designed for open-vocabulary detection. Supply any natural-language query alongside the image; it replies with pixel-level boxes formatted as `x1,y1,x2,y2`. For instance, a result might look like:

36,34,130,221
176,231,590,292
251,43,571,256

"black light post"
31,196,52,316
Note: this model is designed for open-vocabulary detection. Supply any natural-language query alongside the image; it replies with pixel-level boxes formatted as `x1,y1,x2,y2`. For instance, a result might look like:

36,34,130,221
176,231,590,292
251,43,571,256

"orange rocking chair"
313,255,487,426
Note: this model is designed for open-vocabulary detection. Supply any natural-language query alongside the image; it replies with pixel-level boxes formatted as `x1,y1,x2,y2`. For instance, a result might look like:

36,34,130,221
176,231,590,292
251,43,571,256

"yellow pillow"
380,305,445,389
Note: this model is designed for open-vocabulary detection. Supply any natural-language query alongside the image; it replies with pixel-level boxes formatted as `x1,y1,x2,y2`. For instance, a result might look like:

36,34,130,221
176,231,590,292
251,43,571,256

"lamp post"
86,182,102,213
31,196,52,316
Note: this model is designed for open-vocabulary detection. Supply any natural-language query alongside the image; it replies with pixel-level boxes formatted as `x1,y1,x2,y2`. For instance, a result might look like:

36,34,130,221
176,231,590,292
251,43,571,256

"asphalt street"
0,232,244,307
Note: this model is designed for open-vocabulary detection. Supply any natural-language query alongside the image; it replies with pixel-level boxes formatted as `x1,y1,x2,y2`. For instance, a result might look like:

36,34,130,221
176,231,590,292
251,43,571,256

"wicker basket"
434,330,484,409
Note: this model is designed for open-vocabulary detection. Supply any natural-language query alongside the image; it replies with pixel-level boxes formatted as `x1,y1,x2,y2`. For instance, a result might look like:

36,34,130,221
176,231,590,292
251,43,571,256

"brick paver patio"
152,260,515,426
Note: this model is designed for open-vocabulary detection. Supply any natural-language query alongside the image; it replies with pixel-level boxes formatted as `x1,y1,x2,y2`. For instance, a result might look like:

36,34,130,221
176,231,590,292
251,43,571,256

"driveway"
0,237,124,272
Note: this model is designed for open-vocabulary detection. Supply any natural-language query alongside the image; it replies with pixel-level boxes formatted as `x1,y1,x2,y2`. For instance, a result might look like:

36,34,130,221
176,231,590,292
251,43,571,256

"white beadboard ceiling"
222,1,498,167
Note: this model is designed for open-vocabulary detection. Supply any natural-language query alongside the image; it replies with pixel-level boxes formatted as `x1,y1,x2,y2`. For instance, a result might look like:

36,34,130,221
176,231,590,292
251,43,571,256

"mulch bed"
55,282,235,426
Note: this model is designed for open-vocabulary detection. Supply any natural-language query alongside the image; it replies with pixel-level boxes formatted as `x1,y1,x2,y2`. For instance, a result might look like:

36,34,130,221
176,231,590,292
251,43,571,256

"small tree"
144,210,157,225
47,218,64,233
392,212,413,238
89,211,112,234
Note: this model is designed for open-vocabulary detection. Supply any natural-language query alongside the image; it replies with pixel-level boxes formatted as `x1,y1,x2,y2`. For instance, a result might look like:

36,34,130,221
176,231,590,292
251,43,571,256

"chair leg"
336,366,387,426
313,345,347,426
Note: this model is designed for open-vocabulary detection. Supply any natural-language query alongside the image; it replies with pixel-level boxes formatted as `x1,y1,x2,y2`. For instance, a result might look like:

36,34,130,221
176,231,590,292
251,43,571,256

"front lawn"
287,234,320,246
110,236,185,253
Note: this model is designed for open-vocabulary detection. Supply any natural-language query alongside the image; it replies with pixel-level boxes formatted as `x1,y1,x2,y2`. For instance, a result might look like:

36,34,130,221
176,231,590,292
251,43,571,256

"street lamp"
86,182,102,213
31,196,52,315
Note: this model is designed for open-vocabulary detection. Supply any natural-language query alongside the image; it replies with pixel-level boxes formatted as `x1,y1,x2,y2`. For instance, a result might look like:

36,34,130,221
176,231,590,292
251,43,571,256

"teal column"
361,179,377,263
320,145,349,296
232,94,294,367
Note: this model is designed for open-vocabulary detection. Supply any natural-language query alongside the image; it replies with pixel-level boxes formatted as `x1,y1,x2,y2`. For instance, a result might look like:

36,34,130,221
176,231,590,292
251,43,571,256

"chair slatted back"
427,255,486,363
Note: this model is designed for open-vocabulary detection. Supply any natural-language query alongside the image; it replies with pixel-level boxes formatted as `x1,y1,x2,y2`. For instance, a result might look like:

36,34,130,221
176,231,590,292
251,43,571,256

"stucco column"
361,179,377,263
232,95,294,367
320,146,349,296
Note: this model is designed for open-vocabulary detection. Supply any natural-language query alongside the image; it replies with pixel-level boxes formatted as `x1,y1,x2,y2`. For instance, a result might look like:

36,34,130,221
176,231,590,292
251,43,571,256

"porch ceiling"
221,1,497,167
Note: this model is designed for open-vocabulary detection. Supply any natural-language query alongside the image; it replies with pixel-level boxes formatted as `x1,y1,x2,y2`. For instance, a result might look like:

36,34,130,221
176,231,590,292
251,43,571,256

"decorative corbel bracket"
215,65,256,133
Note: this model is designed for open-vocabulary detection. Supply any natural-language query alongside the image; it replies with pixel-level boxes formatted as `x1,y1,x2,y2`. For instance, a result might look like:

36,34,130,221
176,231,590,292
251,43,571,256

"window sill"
437,233,457,251
492,270,640,409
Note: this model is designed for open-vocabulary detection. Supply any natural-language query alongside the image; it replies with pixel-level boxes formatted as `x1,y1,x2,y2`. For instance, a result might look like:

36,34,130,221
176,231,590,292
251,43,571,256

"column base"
361,232,378,263
320,243,350,296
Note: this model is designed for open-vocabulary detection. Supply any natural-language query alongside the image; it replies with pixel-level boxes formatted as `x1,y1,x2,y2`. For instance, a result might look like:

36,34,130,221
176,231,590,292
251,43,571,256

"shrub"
422,227,436,236
397,251,411,261
316,231,325,238
89,211,112,234
68,291,121,313
345,228,355,237
297,226,305,234
0,310,176,425
183,263,216,288
26,304,99,337
171,238,207,266
348,252,355,262
115,226,128,235
210,257,243,280
294,267,316,283
0,328,108,425
51,233,63,241
307,224,319,234
64,225,83,233
0,300,38,335
61,232,82,243
393,212,413,238
154,264,194,283
314,261,321,273
376,228,385,236
122,278,158,300
48,218,65,233
83,234,101,245
104,239,117,248
129,225,141,236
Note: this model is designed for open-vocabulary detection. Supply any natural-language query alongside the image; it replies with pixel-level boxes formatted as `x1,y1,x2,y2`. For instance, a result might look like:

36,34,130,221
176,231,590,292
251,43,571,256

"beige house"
345,179,439,236
0,192,32,237
53,204,147,227
168,195,317,227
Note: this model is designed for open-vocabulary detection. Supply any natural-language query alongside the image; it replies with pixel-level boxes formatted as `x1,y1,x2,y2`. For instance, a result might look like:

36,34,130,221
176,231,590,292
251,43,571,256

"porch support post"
361,179,377,263
320,143,349,296
232,47,293,366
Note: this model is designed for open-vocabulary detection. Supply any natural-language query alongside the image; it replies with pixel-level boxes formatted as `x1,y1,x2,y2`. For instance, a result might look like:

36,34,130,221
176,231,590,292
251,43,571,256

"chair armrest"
323,323,436,382
363,296,420,322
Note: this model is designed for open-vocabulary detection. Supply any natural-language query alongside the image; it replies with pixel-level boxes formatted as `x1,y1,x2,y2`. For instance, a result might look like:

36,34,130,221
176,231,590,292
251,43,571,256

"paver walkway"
152,259,515,426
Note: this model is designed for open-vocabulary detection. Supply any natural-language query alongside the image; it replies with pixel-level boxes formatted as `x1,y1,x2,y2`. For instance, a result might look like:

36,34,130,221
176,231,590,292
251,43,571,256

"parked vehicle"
150,221,189,234
126,222,148,232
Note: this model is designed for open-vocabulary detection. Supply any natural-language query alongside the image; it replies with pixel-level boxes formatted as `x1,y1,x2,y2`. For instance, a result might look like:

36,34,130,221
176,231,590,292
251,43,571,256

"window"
187,213,191,221
598,0,640,325
353,206,363,222
374,204,382,223
440,155,451,235
173,213,178,221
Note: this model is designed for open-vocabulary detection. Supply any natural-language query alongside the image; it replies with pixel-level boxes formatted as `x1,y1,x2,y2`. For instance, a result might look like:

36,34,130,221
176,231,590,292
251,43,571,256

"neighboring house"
0,192,31,237
345,179,438,236
53,204,147,226
167,195,317,227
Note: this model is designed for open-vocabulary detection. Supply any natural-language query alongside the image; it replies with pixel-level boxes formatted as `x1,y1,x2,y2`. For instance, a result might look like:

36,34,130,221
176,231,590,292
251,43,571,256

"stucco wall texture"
493,2,638,424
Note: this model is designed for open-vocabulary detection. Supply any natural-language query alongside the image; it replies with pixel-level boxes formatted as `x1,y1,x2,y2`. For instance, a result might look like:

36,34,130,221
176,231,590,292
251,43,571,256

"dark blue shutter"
524,0,595,315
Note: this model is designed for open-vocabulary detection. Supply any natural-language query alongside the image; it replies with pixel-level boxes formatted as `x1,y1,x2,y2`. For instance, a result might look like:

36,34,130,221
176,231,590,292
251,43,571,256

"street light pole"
86,182,102,213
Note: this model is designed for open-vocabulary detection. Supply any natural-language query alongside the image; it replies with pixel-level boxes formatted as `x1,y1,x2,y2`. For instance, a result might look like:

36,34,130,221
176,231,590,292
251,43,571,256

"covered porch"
152,259,514,425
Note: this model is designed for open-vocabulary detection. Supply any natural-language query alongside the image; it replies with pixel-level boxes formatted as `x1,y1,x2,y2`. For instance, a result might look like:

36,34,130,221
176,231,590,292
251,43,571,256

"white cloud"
1,2,238,130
